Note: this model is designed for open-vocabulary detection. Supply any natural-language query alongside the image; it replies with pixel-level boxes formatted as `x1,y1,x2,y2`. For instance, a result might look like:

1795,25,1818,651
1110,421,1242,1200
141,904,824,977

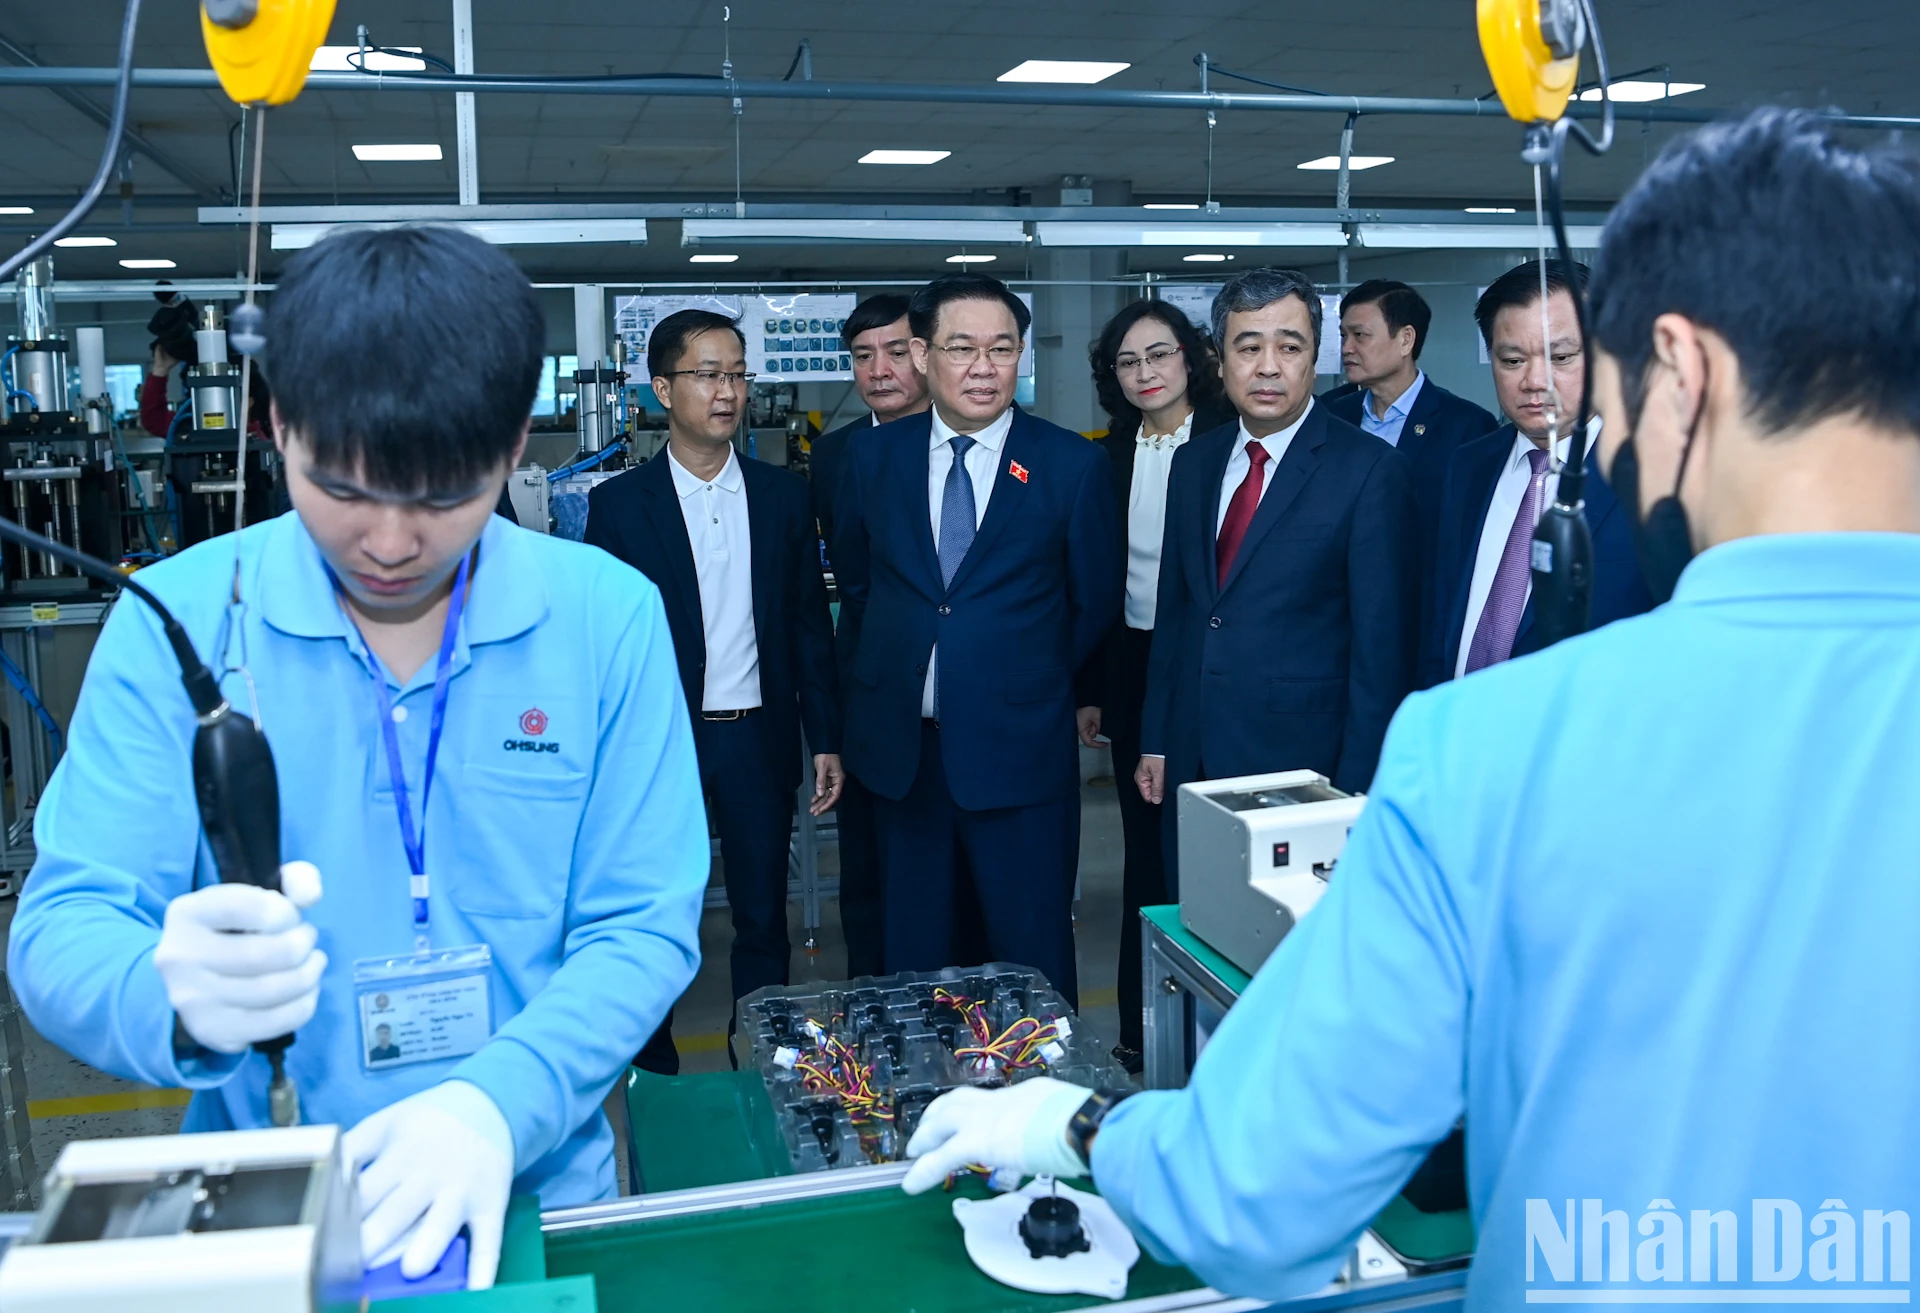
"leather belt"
700,708,759,722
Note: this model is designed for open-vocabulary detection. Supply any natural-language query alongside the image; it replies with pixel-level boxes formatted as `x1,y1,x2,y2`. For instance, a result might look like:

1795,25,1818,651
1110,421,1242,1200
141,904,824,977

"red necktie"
1215,439,1272,588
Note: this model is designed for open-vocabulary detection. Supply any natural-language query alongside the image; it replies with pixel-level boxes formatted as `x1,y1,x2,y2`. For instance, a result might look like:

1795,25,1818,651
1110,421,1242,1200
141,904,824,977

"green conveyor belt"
543,1177,1205,1313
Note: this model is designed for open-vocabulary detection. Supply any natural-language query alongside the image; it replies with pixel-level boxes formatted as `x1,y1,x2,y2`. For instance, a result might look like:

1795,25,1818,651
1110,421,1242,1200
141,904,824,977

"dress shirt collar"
1674,532,1920,607
1508,415,1601,471
1366,371,1425,424
930,403,1013,455
1237,397,1314,454
667,443,744,499
1137,412,1194,450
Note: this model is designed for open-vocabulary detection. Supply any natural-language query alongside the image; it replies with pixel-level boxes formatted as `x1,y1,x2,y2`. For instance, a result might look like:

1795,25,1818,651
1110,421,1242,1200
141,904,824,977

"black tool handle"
193,707,292,1057
1529,500,1593,650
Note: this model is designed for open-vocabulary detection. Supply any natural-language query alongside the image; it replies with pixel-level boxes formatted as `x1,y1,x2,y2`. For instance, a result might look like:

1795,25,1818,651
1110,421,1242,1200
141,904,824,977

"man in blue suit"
1325,280,1498,564
1136,268,1419,859
831,273,1122,1003
1421,261,1653,686
584,310,843,1063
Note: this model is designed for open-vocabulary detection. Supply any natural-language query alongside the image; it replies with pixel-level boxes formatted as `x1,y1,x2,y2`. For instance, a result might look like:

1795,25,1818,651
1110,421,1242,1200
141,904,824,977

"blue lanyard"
335,554,472,947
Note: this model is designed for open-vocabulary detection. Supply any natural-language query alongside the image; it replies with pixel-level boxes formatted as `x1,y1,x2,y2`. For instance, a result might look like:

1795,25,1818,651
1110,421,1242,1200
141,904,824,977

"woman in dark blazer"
1084,300,1236,1071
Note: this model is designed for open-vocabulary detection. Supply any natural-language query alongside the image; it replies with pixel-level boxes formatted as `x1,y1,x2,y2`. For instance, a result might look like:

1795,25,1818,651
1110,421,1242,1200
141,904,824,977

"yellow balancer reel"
201,0,336,107
1477,0,1585,123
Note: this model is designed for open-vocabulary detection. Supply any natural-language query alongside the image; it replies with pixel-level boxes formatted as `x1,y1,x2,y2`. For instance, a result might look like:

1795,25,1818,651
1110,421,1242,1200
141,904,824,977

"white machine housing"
1177,769,1366,976
0,1125,361,1313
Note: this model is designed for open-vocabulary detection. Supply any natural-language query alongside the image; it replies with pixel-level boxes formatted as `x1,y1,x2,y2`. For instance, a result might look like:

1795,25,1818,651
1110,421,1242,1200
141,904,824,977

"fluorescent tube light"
682,219,1025,246
945,254,996,264
1359,223,1605,250
858,150,951,165
119,258,177,269
1298,156,1394,171
311,46,427,72
1579,81,1704,103
688,253,739,263
1465,207,1517,214
271,219,650,250
997,60,1130,84
0,207,32,216
53,236,116,248
1143,204,1200,210
1183,254,1231,263
352,144,444,162
1036,222,1346,248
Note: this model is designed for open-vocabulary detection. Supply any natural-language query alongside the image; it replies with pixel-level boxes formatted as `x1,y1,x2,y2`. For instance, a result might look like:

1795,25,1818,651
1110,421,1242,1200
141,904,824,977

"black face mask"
1603,373,1706,605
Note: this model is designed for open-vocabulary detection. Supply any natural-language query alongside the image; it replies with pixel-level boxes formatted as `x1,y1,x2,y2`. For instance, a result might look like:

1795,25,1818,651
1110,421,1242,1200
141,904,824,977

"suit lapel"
895,412,944,597
1443,429,1515,674
1219,408,1328,597
1399,380,1443,464
639,456,706,646
1193,424,1237,603
943,410,1030,596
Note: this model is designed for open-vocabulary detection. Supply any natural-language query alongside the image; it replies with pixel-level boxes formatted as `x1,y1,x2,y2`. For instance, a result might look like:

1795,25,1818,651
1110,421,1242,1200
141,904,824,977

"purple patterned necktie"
1464,445,1551,674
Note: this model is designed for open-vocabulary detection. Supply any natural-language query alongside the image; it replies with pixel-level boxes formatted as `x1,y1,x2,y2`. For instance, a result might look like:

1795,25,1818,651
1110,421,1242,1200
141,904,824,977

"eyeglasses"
1114,346,1183,376
665,369,756,387
931,342,1020,367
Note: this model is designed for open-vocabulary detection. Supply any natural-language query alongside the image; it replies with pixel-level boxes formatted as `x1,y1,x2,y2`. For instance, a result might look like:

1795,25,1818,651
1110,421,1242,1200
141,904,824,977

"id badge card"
354,944,495,1073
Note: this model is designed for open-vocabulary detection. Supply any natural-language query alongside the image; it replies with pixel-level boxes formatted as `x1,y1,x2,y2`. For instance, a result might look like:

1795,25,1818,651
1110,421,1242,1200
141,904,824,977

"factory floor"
0,754,1132,1202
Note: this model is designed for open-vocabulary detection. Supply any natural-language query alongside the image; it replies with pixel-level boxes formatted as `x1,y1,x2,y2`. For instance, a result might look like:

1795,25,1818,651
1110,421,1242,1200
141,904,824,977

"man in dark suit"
1136,268,1418,873
809,294,932,979
584,310,843,1067
1422,260,1654,687
832,273,1122,1004
1325,280,1498,560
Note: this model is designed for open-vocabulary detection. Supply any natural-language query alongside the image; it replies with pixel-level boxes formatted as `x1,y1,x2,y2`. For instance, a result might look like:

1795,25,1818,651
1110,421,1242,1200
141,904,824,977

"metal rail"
1,66,1914,129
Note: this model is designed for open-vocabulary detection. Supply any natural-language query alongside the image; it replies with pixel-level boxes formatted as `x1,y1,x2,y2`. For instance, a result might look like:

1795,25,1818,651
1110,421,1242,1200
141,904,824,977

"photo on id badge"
356,945,495,1073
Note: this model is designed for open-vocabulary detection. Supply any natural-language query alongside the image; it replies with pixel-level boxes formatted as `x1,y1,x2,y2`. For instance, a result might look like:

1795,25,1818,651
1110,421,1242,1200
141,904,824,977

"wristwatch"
1066,1087,1133,1170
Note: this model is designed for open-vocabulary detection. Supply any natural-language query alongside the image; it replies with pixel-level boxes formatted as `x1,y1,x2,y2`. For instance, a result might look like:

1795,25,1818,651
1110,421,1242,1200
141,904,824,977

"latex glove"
902,1076,1092,1195
153,860,326,1055
345,1080,515,1291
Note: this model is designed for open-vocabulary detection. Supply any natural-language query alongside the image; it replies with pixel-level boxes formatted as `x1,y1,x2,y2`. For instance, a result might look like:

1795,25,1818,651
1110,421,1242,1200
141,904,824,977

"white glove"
902,1076,1093,1195
345,1079,515,1291
153,860,326,1055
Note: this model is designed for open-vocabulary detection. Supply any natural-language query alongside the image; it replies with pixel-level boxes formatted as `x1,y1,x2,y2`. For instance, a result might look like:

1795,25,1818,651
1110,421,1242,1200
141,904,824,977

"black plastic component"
1529,499,1593,650
893,1088,938,1141
802,1101,839,1165
1019,1195,1091,1259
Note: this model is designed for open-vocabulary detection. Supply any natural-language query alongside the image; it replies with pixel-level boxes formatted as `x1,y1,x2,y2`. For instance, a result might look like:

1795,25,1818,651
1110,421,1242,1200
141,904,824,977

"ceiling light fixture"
1298,156,1394,171
997,60,1130,84
271,219,649,250
682,219,1024,245
0,207,33,216
52,236,116,248
1143,203,1200,210
310,45,427,72
1036,222,1346,248
352,143,444,162
1465,207,1518,214
946,254,996,264
1183,254,1231,263
119,258,177,269
1579,80,1704,103
688,253,739,264
858,149,951,165
1360,223,1605,250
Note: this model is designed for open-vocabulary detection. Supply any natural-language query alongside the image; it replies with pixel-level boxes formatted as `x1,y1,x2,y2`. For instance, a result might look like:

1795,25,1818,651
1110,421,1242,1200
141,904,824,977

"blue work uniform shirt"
1093,532,1920,1305
8,512,708,1207
1357,370,1424,447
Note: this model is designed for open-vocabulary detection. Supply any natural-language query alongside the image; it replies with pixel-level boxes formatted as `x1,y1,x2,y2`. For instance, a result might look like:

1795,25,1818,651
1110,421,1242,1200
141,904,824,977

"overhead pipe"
4,65,1917,129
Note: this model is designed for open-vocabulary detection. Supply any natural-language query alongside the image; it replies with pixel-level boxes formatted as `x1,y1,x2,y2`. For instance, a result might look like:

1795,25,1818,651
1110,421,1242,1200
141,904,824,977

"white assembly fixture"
0,1125,362,1313
1177,769,1366,976
953,1178,1139,1299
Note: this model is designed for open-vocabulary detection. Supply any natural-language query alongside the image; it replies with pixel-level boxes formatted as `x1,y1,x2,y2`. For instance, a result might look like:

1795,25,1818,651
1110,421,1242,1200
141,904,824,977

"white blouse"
1124,413,1194,630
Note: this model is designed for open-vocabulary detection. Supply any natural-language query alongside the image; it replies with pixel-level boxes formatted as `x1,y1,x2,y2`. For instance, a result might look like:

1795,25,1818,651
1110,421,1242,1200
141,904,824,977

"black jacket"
583,452,839,788
1141,405,1419,795
809,412,875,557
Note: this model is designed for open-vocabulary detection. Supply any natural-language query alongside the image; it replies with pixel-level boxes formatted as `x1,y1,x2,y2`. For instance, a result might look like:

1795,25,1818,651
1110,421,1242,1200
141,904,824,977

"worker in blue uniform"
900,109,1920,1306
7,228,707,1290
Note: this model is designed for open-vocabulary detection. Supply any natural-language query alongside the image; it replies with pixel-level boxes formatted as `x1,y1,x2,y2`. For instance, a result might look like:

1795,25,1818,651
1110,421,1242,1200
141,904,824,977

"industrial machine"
1177,770,1366,977
739,965,1132,1173
0,257,131,596
163,302,278,550
0,1126,361,1312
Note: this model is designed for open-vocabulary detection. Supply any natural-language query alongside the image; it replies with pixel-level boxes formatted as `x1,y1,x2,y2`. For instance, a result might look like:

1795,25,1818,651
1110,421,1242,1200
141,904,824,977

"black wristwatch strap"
1066,1087,1133,1169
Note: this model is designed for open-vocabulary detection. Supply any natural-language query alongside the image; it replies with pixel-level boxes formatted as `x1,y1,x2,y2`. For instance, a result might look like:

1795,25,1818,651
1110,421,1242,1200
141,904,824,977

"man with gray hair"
1135,267,1418,876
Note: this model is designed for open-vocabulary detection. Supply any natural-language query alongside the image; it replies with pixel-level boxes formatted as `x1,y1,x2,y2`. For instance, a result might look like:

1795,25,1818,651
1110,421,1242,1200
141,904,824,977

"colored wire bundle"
931,987,1064,1075
792,1024,889,1127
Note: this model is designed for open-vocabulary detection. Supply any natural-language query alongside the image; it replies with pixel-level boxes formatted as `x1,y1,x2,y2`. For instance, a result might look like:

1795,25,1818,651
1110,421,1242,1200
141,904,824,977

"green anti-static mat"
543,1176,1205,1313
624,1067,793,1193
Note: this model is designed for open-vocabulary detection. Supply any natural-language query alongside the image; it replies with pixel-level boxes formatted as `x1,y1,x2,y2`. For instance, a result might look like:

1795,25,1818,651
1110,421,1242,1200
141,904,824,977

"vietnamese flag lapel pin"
1008,459,1029,484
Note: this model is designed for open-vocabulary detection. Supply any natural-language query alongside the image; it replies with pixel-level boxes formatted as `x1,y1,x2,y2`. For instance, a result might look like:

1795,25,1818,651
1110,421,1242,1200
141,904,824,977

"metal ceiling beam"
0,38,224,201
4,66,1915,129
193,203,1613,226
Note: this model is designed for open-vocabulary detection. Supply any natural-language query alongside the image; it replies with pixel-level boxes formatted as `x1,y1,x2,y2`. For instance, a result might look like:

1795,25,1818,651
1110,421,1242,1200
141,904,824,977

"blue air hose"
0,647,63,758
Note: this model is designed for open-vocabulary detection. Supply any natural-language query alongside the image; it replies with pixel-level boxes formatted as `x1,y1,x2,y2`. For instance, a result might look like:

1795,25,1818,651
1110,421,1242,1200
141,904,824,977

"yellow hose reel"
201,0,337,107
1477,0,1585,124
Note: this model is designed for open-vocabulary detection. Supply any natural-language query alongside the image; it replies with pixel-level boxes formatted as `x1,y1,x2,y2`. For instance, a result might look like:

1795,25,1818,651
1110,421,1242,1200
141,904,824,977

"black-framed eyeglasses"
665,369,756,387
1114,346,1183,376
